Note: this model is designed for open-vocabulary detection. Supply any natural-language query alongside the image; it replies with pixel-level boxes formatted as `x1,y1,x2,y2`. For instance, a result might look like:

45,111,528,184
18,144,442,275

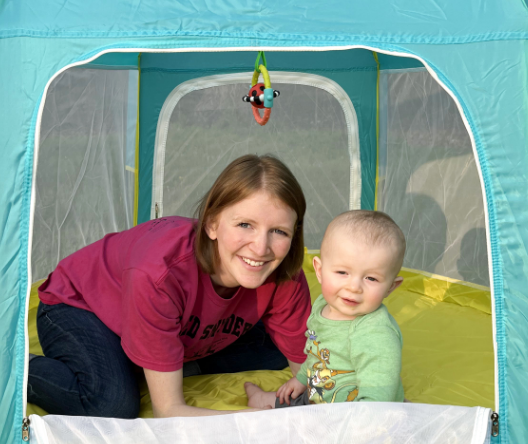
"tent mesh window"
32,67,138,281
159,82,352,250
378,70,489,287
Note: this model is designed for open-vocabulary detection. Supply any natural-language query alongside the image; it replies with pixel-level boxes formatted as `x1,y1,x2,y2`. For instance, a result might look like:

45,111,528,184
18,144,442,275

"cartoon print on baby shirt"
305,330,359,403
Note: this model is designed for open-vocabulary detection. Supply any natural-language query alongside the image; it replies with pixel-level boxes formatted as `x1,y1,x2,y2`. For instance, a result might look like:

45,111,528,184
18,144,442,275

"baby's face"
313,232,403,321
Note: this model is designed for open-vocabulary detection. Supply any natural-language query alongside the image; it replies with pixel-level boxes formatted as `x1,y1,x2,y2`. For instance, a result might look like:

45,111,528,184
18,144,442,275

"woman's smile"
240,256,267,267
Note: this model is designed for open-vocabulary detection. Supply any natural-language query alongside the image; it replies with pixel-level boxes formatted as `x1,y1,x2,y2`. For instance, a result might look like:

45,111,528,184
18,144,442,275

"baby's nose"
347,279,363,293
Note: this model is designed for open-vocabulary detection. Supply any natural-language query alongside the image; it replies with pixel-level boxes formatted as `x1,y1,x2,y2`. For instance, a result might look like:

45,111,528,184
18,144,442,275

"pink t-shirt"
38,216,311,372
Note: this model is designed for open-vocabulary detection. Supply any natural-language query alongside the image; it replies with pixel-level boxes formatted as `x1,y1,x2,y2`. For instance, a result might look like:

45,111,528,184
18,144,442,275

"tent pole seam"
372,51,380,211
133,53,141,226
2,29,528,44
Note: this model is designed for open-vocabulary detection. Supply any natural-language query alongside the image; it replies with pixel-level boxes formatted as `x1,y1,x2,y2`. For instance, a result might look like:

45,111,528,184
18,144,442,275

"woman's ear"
313,256,323,284
204,218,218,241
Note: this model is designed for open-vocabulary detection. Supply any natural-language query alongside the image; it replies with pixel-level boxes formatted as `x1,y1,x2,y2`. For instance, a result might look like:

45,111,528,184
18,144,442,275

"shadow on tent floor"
26,254,494,417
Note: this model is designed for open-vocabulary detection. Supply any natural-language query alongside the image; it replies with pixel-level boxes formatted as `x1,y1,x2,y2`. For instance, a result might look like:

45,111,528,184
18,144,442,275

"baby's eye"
365,276,377,282
336,271,347,275
238,222,250,228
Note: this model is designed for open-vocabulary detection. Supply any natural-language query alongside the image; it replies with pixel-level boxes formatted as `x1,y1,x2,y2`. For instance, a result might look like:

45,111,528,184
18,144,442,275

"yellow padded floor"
27,253,494,416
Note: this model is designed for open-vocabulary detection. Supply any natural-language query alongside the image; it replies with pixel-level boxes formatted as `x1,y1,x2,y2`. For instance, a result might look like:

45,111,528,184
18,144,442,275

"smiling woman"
27,154,312,419
194,154,307,285
204,191,297,293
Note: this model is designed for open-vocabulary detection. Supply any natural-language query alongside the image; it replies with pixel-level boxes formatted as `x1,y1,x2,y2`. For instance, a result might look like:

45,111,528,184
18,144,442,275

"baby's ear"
386,276,404,296
312,256,323,284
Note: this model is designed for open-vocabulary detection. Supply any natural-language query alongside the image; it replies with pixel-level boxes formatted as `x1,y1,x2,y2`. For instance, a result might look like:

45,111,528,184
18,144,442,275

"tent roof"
2,0,528,44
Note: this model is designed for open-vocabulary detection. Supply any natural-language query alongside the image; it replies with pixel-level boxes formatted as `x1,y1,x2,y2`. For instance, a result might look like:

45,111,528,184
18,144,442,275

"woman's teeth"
242,257,265,267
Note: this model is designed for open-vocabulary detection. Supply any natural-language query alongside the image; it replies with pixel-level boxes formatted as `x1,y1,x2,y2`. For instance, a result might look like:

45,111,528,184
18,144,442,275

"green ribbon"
254,51,267,73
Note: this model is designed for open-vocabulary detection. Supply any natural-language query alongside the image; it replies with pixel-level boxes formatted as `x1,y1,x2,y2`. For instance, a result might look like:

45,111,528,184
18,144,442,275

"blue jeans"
27,302,288,418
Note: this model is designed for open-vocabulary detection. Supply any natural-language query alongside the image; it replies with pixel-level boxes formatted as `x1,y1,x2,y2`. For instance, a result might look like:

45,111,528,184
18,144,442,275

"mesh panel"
378,70,489,286
160,82,351,249
29,403,491,444
32,68,137,281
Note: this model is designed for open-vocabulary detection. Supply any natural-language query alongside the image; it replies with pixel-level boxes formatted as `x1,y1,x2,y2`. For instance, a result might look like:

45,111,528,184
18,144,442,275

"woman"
28,154,311,418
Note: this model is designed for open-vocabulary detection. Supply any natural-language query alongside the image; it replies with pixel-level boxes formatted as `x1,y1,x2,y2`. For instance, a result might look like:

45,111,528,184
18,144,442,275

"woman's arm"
260,271,311,370
287,359,302,377
145,368,264,417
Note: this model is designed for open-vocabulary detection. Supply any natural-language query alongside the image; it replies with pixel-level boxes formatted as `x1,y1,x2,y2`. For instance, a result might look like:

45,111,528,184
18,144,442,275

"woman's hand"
145,368,260,417
276,376,306,406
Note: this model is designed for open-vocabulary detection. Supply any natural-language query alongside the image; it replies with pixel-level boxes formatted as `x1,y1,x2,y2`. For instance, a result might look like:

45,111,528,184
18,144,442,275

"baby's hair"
323,210,406,273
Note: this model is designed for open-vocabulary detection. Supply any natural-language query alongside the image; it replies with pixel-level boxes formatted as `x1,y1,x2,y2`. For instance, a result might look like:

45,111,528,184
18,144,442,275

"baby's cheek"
321,284,333,304
320,282,334,297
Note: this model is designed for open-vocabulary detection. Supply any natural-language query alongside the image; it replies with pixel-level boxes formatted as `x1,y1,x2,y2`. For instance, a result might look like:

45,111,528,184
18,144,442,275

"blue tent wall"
136,49,379,223
2,0,528,442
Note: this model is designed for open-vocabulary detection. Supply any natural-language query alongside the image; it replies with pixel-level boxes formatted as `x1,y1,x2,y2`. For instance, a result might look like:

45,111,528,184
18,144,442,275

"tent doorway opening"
28,48,494,419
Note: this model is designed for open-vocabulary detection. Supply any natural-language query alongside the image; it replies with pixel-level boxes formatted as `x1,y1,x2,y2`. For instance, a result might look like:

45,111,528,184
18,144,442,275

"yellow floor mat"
27,253,494,416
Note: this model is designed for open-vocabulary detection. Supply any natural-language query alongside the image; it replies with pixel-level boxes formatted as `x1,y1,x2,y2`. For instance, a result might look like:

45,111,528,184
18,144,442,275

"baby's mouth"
341,298,359,306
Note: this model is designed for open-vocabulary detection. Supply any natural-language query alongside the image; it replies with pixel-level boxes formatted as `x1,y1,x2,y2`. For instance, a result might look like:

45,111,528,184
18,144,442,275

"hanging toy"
242,51,280,126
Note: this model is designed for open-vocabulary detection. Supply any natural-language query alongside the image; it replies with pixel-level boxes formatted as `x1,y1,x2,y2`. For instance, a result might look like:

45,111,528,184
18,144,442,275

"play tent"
2,0,528,442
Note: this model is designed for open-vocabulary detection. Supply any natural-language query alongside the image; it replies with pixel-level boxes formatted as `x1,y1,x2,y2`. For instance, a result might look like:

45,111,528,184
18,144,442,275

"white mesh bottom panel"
30,403,491,444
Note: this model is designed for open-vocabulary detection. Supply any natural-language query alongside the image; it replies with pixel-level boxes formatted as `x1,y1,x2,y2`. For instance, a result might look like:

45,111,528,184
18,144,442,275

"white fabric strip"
29,404,491,444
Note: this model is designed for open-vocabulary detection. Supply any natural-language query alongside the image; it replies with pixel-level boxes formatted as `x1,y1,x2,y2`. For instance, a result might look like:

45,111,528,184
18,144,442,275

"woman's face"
205,190,297,290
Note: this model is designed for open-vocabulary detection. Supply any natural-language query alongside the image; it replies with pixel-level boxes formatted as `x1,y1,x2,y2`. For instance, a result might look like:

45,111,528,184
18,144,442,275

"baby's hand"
276,377,306,406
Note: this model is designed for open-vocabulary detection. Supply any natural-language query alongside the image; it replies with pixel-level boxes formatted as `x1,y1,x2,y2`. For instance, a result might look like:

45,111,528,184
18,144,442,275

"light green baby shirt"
296,295,404,404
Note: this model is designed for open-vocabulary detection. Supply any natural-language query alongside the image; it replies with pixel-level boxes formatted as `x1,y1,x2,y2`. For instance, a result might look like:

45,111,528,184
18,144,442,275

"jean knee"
91,391,141,419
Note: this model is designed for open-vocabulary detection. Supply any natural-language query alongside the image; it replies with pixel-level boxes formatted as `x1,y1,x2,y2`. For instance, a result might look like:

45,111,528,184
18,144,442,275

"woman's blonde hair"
194,154,306,284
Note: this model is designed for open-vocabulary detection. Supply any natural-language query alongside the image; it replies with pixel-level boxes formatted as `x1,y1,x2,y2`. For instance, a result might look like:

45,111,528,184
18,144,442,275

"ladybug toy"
243,83,280,109
242,53,280,126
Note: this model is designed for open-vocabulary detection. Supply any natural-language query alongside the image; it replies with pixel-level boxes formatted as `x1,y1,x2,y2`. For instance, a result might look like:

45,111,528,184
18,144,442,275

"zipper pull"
22,417,30,442
491,411,499,437
155,202,159,219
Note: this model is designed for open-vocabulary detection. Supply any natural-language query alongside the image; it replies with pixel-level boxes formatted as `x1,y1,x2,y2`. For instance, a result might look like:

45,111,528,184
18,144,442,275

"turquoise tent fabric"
2,0,528,41
2,0,528,442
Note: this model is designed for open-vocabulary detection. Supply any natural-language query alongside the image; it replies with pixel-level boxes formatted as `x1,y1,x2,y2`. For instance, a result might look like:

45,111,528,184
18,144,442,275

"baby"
245,210,406,408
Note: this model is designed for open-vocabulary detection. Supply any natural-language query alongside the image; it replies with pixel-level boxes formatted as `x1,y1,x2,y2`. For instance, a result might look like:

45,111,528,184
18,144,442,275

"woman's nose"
251,232,271,257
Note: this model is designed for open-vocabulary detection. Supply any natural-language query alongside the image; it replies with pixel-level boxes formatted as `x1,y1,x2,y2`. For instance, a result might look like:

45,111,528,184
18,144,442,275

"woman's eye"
273,229,288,236
366,276,377,282
238,222,250,228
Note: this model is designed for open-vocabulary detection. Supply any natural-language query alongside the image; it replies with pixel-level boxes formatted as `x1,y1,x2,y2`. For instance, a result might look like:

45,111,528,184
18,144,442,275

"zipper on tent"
155,202,159,219
491,411,499,437
22,416,30,441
